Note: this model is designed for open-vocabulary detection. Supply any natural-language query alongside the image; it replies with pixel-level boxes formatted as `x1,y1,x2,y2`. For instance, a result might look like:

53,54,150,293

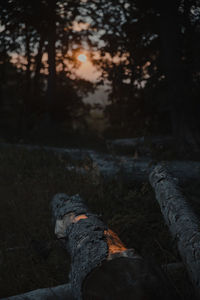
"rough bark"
52,193,179,300
0,283,73,300
1,142,200,184
149,165,200,298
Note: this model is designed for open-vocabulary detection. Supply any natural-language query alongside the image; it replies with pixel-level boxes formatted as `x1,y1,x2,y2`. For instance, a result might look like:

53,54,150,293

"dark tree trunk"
34,34,45,94
0,49,6,109
18,23,32,136
52,193,179,300
25,24,31,98
46,0,56,115
158,0,200,155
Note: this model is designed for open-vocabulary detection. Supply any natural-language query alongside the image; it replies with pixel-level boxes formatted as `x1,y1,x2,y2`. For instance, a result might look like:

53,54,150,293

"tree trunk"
46,0,56,114
18,23,32,136
34,34,45,94
24,22,32,112
25,27,31,94
0,49,6,109
149,165,200,298
52,193,179,300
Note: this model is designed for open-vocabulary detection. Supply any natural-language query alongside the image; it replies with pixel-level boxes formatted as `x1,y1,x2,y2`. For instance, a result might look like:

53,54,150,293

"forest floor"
0,145,197,299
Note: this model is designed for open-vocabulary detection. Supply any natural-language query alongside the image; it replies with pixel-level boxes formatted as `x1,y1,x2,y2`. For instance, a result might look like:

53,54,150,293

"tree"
156,0,200,154
80,0,200,153
0,0,95,138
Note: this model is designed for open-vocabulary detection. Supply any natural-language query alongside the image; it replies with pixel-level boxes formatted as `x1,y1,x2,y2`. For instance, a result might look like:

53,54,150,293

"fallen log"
0,283,73,300
65,157,200,185
0,142,95,160
149,165,200,298
52,193,179,300
1,142,200,183
107,136,174,156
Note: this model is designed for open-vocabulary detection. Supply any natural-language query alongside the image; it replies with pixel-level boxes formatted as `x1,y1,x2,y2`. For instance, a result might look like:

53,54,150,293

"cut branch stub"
52,193,179,300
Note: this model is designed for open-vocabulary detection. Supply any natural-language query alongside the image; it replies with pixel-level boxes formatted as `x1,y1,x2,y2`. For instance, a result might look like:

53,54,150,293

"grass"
0,145,194,298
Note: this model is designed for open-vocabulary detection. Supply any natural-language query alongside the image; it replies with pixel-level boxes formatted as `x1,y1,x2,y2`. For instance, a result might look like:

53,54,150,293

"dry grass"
0,146,194,298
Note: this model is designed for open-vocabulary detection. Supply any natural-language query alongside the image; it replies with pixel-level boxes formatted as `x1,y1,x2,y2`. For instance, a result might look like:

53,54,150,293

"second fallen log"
149,165,200,298
52,193,179,300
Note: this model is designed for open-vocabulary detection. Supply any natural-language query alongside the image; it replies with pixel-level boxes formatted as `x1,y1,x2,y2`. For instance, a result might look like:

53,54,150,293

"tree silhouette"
81,0,200,153
0,0,94,138
0,0,200,152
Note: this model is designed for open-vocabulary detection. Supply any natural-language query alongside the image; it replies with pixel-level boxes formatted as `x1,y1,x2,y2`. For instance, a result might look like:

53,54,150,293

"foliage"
0,0,94,136
79,0,200,147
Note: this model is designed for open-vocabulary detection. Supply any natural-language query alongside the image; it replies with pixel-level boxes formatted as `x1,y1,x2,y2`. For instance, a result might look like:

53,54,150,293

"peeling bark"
149,165,200,298
0,283,73,300
52,193,179,300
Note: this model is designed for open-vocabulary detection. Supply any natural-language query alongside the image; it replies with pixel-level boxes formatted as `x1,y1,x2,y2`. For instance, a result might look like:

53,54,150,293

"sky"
75,54,100,82
73,51,110,107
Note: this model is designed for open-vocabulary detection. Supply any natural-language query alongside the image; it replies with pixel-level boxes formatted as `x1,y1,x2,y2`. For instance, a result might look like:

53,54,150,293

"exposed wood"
52,193,179,300
149,165,200,298
0,283,73,300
